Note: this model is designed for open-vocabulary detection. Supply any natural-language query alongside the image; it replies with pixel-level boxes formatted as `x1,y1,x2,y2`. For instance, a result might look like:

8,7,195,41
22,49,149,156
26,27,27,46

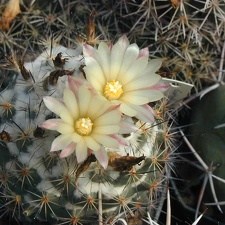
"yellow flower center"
104,80,123,100
75,117,93,136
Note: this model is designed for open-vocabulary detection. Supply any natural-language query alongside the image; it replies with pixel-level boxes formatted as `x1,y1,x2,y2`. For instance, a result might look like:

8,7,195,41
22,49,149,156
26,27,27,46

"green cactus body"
0,45,171,224
188,85,225,212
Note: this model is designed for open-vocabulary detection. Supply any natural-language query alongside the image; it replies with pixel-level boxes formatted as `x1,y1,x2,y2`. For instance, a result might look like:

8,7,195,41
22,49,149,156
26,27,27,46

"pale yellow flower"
41,77,124,168
83,35,168,122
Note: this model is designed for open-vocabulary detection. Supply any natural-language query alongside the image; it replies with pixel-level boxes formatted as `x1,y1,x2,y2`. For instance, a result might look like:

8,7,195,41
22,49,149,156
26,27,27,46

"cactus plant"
1,0,225,224
0,34,175,225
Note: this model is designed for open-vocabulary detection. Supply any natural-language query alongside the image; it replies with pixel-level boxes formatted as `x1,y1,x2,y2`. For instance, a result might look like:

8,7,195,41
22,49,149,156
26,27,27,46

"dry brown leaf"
0,0,21,30
108,152,146,172
86,8,97,46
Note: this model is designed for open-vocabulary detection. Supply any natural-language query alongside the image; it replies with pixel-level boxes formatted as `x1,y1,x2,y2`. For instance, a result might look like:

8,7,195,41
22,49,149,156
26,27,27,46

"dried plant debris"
0,0,21,30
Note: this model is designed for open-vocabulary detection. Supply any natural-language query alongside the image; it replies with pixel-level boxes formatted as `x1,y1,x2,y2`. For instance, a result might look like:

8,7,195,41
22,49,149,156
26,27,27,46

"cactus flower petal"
138,47,149,58
83,136,100,151
91,133,120,149
120,102,137,117
83,43,95,57
119,115,138,134
41,119,75,134
132,104,155,123
93,147,109,169
40,119,64,130
43,96,73,124
50,134,73,152
150,80,171,92
63,88,79,118
76,138,88,163
59,142,76,158
109,134,128,146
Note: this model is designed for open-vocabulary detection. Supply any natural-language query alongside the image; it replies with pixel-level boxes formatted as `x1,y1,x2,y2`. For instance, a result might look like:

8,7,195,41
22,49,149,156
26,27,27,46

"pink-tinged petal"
131,104,155,123
67,76,92,96
40,119,63,130
150,81,171,92
138,47,149,58
109,134,128,146
76,137,88,163
83,44,95,57
119,115,138,134
43,96,65,116
93,147,108,169
59,142,76,158
69,76,98,96
50,134,73,152
43,96,73,124
108,43,113,51
91,133,119,149
117,35,130,48
63,88,79,118
67,76,79,95
83,136,100,151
